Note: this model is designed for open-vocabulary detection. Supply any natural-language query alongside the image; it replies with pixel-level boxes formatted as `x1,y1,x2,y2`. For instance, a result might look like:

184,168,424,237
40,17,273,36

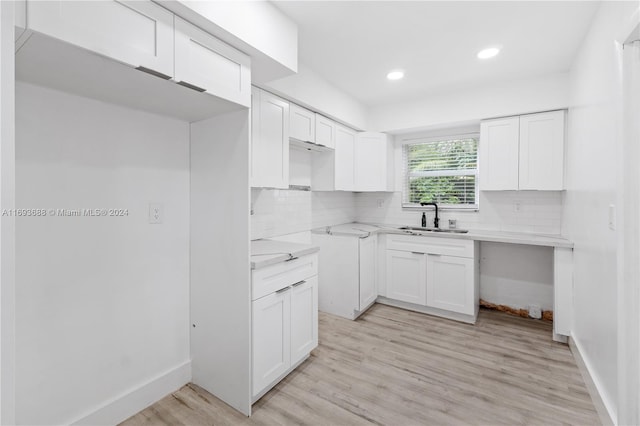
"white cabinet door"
315,114,336,149
335,125,356,191
479,117,520,190
354,132,393,192
175,17,251,107
386,250,427,305
251,87,290,189
518,111,565,190
290,104,316,143
290,277,318,365
252,288,291,397
359,236,377,310
426,255,475,315
27,0,174,78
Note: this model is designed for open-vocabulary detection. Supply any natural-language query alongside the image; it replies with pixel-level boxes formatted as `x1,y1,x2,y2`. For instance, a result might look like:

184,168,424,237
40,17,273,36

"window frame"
401,132,480,211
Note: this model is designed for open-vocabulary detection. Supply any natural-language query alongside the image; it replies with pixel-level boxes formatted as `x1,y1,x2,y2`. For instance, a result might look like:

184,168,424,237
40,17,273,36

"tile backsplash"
251,188,563,240
251,189,356,240
356,191,564,234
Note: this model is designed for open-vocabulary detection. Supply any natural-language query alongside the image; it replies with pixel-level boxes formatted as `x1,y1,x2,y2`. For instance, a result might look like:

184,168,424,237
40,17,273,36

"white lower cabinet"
426,254,475,315
384,236,479,322
312,233,377,320
252,289,291,396
386,250,427,305
251,255,318,400
290,278,319,365
358,236,377,309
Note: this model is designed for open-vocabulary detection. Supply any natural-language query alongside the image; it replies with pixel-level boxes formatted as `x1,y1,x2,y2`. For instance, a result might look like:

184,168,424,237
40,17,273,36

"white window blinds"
403,136,479,209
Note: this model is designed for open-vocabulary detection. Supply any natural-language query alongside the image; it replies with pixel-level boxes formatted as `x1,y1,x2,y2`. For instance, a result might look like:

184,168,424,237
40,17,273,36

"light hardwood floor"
122,304,599,425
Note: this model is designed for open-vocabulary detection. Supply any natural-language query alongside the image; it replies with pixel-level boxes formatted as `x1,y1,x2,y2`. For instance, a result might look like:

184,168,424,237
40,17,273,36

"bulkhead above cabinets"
250,87,394,192
14,0,251,122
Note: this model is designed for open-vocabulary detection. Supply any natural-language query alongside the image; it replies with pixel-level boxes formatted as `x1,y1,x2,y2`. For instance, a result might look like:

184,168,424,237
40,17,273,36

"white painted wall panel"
562,2,639,423
0,1,17,423
190,110,251,415
479,242,554,311
15,82,190,425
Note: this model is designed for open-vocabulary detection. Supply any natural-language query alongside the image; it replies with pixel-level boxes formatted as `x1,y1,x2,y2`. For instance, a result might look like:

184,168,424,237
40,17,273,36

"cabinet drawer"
386,234,474,258
252,254,318,301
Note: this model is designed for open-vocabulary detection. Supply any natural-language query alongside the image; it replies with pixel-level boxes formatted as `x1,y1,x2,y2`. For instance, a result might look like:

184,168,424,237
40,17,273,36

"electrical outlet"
149,203,163,224
377,198,385,208
609,204,616,230
513,200,522,213
528,304,542,319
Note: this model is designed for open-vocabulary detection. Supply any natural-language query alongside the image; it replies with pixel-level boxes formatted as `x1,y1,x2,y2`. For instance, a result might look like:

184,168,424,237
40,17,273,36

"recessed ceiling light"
477,47,501,59
386,70,405,80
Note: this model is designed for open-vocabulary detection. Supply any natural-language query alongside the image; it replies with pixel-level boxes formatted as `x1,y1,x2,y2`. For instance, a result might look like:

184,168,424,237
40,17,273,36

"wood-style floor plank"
121,305,599,426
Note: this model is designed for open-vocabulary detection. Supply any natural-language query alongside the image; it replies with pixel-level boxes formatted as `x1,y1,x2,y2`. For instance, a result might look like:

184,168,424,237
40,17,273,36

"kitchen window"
402,134,479,210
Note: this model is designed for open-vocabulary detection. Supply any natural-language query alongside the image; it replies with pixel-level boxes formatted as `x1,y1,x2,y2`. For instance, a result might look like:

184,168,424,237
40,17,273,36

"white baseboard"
569,336,615,426
70,360,192,425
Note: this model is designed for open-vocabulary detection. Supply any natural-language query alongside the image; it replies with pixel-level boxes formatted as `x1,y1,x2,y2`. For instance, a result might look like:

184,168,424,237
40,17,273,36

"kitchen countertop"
312,222,573,248
311,223,383,238
251,239,320,270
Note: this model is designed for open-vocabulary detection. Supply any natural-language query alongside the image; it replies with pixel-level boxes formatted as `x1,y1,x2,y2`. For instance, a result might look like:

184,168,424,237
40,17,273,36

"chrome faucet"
420,202,439,228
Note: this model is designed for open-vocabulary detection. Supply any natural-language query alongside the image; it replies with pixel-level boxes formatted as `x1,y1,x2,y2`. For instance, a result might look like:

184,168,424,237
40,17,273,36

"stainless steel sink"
399,226,469,234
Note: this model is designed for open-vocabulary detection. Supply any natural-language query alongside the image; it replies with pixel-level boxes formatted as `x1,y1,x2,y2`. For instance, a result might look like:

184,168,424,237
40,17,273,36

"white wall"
479,242,553,311
369,73,570,133
15,83,191,425
263,63,369,131
0,1,16,423
618,21,640,426
562,2,639,423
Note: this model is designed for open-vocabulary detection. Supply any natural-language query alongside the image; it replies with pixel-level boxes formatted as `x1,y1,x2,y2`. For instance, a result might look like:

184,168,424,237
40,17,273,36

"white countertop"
251,239,320,270
312,222,573,248
311,223,384,238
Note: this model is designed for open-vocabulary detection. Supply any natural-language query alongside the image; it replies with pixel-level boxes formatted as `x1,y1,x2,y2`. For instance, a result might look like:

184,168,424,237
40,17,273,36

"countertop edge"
311,223,573,249
251,243,319,270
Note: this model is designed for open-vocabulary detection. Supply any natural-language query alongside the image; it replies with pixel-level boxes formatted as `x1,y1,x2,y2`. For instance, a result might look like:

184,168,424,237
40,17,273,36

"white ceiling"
272,1,600,107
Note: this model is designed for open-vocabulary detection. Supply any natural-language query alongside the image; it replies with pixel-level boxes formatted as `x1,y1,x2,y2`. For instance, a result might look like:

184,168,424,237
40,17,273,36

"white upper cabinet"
479,117,520,190
480,111,566,191
519,111,566,190
334,125,356,191
175,17,251,107
251,87,290,189
315,114,336,149
290,104,316,143
354,132,394,192
27,0,174,78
